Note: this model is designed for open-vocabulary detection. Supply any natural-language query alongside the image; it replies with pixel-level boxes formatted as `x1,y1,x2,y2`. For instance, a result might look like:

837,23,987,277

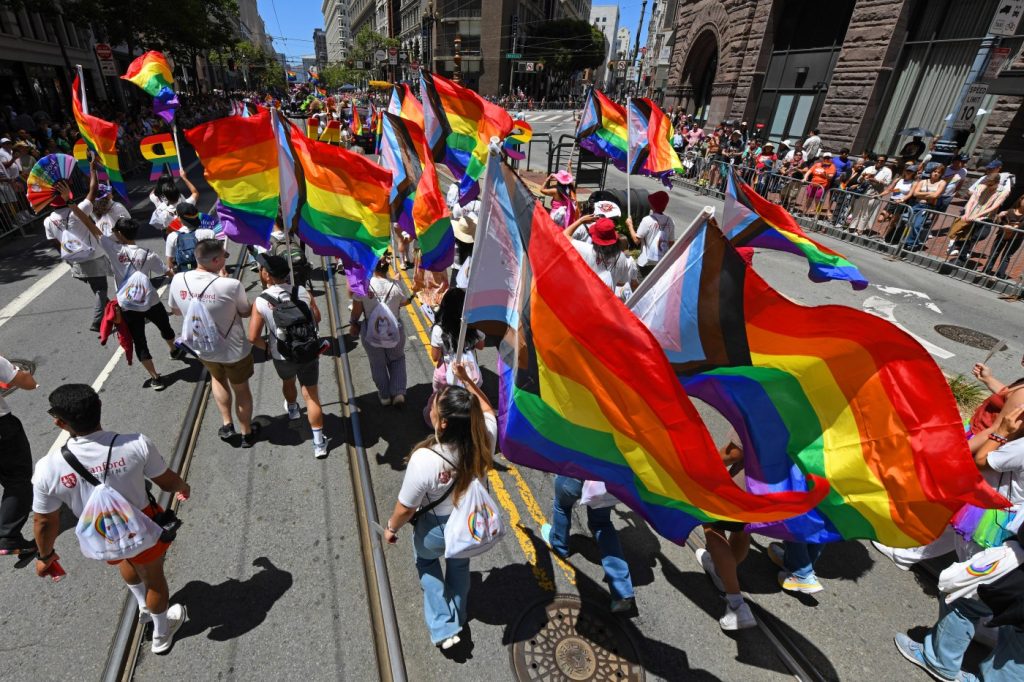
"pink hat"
554,170,574,185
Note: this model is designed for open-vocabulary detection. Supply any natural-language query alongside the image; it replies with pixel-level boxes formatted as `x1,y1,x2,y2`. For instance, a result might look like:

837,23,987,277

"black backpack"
271,238,310,283
260,286,320,363
174,231,198,271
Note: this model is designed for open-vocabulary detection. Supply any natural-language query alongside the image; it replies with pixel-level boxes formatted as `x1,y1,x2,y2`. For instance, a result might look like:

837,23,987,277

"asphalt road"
0,117,1019,681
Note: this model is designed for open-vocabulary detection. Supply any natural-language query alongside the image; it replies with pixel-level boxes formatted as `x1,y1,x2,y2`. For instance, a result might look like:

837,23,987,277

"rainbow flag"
380,112,454,271
319,119,341,144
629,218,1007,546
121,51,179,123
290,126,392,294
388,83,424,130
350,100,363,136
306,116,319,139
71,75,128,203
287,69,297,82
138,133,180,181
627,98,683,176
576,88,627,172
184,109,279,247
724,171,869,289
420,71,513,202
463,154,828,544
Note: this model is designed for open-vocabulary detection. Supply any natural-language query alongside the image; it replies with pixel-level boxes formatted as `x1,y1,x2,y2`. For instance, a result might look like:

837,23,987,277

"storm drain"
509,594,645,681
933,325,1008,351
1,359,35,398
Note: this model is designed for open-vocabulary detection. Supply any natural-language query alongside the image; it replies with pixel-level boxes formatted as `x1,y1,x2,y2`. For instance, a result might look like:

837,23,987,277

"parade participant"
168,239,257,447
426,287,485,425
87,183,131,237
541,170,578,229
248,254,328,459
32,384,191,654
627,190,675,278
382,363,497,650
65,186,180,389
149,169,199,234
695,430,755,629
0,354,37,556
164,200,215,273
43,159,112,332
564,214,639,298
349,253,412,407
449,205,476,288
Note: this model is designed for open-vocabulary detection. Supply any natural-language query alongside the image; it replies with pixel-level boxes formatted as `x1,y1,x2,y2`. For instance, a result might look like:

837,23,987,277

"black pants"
0,413,32,542
121,303,176,362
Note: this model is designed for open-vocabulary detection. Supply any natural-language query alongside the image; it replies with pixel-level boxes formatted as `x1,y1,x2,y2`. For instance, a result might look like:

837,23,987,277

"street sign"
506,53,522,59
410,61,420,70
398,51,408,62
388,47,398,65
94,43,117,77
953,83,989,131
374,49,387,63
626,66,638,81
354,60,366,70
983,46,1012,80
989,0,1024,36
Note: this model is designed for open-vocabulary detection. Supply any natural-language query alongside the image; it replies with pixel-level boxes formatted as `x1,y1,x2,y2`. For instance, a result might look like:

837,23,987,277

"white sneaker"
379,394,392,406
313,438,329,459
695,547,725,592
392,394,405,407
719,601,756,631
439,634,461,650
285,402,301,421
870,540,913,571
151,604,187,654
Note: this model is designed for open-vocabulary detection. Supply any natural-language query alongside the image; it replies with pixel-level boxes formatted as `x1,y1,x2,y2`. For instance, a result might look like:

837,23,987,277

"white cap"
0,138,11,144
592,200,622,219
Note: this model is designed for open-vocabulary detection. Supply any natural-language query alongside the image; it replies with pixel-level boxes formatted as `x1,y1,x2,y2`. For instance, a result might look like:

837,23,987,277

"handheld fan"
26,153,77,213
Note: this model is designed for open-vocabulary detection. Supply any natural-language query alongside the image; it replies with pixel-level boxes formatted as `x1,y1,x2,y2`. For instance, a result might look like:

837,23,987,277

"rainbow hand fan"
26,154,77,213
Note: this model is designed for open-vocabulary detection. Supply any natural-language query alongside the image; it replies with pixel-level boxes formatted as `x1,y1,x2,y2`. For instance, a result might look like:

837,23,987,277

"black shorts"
272,357,319,387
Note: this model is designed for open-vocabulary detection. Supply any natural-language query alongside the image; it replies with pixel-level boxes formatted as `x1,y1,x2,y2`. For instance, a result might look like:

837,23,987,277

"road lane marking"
873,285,943,314
507,466,576,585
862,296,955,359
488,468,555,592
0,266,67,331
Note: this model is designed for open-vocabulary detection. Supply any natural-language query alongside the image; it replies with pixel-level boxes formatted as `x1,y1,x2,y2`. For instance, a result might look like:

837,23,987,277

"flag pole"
171,122,185,182
455,137,502,361
626,96,632,223
76,64,88,114
565,84,591,174
626,206,715,308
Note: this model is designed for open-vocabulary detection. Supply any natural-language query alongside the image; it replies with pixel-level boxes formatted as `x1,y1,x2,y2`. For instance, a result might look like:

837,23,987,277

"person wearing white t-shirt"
628,190,675,277
248,254,328,459
168,239,257,447
0,138,18,208
149,170,199,233
564,215,640,299
0,354,38,556
88,183,131,236
165,201,216,273
382,364,497,650
44,175,112,331
32,384,190,654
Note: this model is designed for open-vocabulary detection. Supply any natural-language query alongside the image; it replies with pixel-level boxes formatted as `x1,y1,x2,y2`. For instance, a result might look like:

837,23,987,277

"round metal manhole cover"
933,325,1008,351
1,359,35,398
509,594,645,681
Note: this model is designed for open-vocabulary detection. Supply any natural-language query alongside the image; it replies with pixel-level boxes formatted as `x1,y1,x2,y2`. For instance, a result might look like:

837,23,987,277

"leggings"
121,303,175,361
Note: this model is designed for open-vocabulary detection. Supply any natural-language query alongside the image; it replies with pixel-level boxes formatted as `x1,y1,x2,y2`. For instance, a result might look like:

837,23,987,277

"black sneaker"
610,597,637,615
89,321,101,332
169,346,187,361
240,423,261,449
217,423,236,441
0,537,37,556
143,377,166,391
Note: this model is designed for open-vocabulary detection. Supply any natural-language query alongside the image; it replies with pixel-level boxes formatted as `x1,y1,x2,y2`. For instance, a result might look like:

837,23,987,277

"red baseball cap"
588,217,618,246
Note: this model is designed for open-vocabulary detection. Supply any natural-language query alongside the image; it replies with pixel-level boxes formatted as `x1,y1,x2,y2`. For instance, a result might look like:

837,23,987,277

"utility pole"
508,13,519,99
630,0,648,99
453,34,463,83
634,1,654,97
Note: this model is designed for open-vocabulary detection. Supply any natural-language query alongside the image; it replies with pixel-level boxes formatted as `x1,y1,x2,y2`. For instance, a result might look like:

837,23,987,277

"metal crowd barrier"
0,162,93,243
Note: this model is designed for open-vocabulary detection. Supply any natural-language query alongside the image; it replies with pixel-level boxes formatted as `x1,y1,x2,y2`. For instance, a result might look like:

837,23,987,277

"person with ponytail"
383,362,497,651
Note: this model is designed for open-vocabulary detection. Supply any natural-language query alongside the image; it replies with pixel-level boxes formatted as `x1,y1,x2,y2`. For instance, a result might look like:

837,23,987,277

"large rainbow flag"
388,83,424,129
629,218,1007,546
184,109,279,247
724,170,869,289
121,50,179,123
463,154,829,544
420,71,513,202
71,76,128,203
380,112,454,271
576,88,628,172
290,126,392,294
627,98,683,176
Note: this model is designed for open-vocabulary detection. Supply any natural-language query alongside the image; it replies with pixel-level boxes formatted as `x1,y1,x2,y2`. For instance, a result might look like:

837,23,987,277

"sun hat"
452,214,476,243
648,191,669,213
588,217,618,246
592,200,621,219
554,170,574,185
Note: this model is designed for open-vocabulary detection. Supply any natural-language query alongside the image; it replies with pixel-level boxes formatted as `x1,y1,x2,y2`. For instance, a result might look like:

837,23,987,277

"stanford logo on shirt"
60,473,78,489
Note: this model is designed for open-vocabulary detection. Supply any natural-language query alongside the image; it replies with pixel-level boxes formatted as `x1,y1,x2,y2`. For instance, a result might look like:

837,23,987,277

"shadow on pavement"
355,384,434,470
170,556,293,642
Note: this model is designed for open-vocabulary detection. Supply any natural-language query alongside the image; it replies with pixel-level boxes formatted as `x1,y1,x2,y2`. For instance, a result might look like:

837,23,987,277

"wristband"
988,433,1009,445
386,523,398,534
37,551,55,563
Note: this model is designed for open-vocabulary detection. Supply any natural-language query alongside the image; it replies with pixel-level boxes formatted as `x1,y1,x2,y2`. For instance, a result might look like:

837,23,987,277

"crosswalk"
513,109,579,125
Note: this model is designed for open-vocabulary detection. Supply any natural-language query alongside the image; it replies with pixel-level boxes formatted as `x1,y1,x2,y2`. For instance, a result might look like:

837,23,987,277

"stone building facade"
665,0,1024,175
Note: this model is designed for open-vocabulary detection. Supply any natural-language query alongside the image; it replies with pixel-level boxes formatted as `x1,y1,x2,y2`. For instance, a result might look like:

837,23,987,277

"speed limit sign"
953,83,988,131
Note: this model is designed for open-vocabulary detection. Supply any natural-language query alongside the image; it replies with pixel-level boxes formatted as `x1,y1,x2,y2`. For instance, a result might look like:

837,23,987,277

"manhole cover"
1,359,35,398
933,325,1007,351
509,594,645,681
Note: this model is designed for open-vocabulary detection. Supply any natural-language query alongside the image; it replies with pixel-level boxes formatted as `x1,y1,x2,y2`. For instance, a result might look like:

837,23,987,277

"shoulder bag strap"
409,447,457,523
60,433,118,487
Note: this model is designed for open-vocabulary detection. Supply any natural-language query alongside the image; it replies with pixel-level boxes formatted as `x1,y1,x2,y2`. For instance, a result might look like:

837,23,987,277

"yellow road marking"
507,466,576,584
488,469,555,591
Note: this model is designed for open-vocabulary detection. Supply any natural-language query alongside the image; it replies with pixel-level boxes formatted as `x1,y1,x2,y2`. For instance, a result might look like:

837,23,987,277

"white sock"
151,608,169,638
127,582,148,609
726,593,745,609
312,428,325,445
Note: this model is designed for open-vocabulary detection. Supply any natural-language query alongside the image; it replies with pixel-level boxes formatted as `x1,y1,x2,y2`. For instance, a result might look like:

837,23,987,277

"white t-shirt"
31,431,169,518
98,236,168,309
0,355,17,417
803,135,822,159
358,276,405,318
149,192,177,229
43,200,105,265
571,240,635,291
986,439,1024,513
91,201,131,237
636,212,675,266
0,148,14,180
430,325,483,356
254,284,313,361
167,270,251,363
165,226,217,260
862,165,893,188
970,172,1015,196
398,412,498,516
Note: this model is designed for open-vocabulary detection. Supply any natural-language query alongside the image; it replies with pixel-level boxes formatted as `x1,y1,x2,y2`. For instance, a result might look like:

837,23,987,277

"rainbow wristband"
988,433,1009,445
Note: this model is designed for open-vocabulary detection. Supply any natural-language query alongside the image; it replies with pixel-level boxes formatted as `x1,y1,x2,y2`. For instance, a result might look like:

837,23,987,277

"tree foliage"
523,19,606,78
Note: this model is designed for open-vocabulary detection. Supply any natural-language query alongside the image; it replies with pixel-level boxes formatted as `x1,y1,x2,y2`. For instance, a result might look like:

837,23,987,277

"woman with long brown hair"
383,362,496,650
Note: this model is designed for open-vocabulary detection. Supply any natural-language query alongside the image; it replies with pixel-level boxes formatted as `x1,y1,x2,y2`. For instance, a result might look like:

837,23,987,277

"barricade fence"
0,162,93,242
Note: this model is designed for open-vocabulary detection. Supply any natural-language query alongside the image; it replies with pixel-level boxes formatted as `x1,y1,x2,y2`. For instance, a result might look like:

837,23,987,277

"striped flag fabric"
71,75,128,203
121,50,179,123
627,98,683,176
576,88,628,172
388,83,424,129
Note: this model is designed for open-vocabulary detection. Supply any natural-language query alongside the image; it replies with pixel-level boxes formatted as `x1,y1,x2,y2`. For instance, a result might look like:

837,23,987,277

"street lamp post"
453,34,463,83
421,1,437,73
630,0,649,99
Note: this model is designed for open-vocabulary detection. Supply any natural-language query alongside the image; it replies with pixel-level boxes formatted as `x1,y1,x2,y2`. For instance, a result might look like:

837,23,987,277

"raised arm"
180,168,199,205
58,183,101,237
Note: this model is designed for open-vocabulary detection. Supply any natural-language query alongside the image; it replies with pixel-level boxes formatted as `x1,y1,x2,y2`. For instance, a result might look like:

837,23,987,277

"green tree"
320,63,359,89
523,19,606,81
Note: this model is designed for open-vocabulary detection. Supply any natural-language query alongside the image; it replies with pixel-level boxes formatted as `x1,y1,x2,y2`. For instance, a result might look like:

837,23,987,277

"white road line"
0,266,68,331
873,285,943,314
862,296,955,359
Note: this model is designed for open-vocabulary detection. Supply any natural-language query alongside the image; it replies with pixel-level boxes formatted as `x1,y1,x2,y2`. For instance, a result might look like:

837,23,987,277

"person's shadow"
170,557,293,642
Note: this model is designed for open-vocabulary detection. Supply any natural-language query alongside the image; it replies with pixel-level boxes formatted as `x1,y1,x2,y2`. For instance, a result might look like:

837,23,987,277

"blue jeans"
904,202,933,248
412,513,469,644
924,595,1024,681
783,541,823,581
551,476,634,600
